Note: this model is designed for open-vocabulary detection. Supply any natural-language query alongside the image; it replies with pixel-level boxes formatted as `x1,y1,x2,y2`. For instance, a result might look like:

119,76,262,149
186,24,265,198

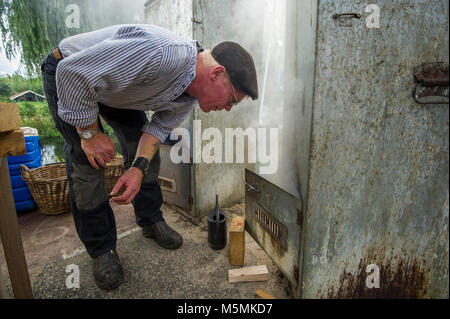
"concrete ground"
0,200,293,299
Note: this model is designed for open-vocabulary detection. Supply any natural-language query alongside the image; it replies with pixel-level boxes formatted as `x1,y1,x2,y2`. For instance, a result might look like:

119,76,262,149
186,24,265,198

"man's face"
197,70,246,113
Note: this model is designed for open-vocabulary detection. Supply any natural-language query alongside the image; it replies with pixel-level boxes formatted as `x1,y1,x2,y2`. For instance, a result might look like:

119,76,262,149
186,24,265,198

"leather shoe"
93,249,124,291
143,221,183,249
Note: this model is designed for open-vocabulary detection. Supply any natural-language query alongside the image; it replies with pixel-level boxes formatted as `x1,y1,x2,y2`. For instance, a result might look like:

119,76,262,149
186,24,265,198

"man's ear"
210,65,226,81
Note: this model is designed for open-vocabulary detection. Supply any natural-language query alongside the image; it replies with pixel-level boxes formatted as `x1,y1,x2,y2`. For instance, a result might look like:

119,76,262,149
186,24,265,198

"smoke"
231,0,301,198
63,0,146,33
91,0,147,26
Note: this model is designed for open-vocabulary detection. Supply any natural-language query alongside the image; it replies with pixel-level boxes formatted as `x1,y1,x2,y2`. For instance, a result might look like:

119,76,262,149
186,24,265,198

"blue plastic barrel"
7,128,42,212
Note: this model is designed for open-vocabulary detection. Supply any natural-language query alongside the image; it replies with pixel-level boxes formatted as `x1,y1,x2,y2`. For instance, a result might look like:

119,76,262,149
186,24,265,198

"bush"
18,101,61,138
18,101,118,141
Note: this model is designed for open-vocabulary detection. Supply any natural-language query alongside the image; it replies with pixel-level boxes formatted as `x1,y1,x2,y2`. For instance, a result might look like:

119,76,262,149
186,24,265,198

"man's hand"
110,167,143,205
109,132,160,205
81,132,116,169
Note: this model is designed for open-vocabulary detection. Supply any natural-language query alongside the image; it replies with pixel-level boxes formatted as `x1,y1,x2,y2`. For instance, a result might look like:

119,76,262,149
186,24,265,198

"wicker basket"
20,163,70,215
20,157,125,215
105,156,125,194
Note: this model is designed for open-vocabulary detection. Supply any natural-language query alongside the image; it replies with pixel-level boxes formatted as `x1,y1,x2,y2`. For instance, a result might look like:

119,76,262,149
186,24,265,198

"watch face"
81,131,93,139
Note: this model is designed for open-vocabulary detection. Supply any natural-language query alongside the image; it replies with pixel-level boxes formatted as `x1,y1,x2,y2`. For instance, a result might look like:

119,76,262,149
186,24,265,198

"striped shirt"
55,24,199,142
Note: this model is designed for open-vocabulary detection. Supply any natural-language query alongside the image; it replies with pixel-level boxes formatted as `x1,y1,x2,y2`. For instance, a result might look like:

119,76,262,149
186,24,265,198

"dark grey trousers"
41,50,164,258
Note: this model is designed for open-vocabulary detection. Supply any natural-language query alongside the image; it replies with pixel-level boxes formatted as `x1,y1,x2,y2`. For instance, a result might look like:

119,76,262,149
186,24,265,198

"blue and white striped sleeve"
143,102,196,143
55,26,163,128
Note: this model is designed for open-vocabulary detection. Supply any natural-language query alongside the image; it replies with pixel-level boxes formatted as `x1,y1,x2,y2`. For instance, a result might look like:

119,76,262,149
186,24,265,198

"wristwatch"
78,127,99,140
131,157,150,175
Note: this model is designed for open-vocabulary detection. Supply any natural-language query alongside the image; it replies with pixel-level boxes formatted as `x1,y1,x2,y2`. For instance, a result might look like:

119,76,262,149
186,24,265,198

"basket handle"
20,164,36,183
44,162,66,166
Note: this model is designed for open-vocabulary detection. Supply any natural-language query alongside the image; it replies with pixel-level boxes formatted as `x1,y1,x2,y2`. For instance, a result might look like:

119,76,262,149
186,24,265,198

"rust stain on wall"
327,250,429,299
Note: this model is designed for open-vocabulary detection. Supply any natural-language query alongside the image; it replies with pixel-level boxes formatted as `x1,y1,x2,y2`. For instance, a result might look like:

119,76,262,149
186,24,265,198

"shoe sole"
94,274,124,291
93,262,124,291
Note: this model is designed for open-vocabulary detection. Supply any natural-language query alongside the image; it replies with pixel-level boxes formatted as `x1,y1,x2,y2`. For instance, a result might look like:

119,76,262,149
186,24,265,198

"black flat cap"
211,42,258,100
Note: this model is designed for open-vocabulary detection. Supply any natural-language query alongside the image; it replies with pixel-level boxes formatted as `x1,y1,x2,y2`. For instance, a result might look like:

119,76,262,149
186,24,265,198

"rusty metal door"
245,169,303,294
301,0,449,298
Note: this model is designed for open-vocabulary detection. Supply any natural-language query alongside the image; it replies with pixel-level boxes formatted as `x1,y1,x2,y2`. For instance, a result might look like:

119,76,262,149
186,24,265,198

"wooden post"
255,288,277,299
0,130,27,157
229,215,245,266
0,157,33,298
0,104,32,298
0,269,8,298
0,103,21,133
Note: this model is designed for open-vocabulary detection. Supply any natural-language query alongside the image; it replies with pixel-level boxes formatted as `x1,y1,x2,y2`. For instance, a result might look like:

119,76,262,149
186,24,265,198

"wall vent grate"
158,176,177,193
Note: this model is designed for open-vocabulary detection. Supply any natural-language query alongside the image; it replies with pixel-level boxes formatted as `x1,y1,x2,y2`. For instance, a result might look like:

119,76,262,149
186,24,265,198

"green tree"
27,76,44,95
0,0,145,76
7,73,29,93
0,77,12,97
0,73,44,99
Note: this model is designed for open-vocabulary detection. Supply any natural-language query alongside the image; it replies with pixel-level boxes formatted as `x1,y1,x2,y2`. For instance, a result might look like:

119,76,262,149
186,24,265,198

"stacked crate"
7,128,42,212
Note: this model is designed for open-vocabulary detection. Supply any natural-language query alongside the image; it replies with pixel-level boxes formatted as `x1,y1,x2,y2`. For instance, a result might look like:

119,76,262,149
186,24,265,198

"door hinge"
294,265,299,283
296,208,303,227
413,62,449,104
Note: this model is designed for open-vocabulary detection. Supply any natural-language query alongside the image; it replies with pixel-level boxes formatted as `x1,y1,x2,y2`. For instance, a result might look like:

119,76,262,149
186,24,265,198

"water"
41,137,65,165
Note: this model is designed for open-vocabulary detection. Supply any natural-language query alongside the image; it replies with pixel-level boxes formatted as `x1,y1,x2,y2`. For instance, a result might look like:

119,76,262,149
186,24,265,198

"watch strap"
131,157,149,175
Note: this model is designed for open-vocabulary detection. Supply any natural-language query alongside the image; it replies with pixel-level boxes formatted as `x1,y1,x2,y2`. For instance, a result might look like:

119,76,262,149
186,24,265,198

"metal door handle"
413,62,449,104
245,182,260,193
332,12,362,20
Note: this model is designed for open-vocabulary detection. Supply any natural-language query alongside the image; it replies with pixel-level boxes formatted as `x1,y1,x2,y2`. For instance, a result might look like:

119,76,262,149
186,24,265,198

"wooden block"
229,215,245,266
0,103,21,133
228,265,269,283
0,270,8,298
0,129,26,157
255,288,277,299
